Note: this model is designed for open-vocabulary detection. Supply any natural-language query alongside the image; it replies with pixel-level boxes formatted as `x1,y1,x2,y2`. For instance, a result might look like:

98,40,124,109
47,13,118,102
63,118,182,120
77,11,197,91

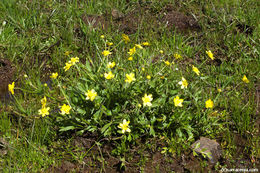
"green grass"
0,0,259,172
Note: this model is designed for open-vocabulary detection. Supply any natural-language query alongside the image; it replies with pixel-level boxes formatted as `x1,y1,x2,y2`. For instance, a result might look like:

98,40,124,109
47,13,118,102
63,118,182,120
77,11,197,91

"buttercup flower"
85,89,97,101
122,34,130,43
38,106,50,117
118,119,131,133
107,42,113,46
174,53,182,59
64,51,71,56
41,96,47,107
69,57,79,65
50,72,58,79
146,75,151,80
104,71,115,80
128,47,136,56
174,96,184,107
128,57,133,61
102,50,112,57
206,50,214,60
125,73,136,83
217,88,222,92
242,75,249,83
142,94,153,107
142,42,149,46
60,104,71,115
164,61,170,66
205,99,214,109
8,82,15,95
64,62,73,71
159,50,164,54
100,35,105,39
135,44,143,49
107,62,116,68
178,77,188,89
192,66,200,76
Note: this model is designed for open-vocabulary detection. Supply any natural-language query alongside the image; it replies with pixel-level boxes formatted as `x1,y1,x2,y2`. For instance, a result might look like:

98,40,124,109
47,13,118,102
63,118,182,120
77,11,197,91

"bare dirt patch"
0,58,15,100
46,132,260,172
81,3,201,35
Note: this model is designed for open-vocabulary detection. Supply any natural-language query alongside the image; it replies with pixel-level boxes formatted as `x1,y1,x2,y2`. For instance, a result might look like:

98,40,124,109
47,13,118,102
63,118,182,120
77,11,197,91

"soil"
0,58,15,101
81,3,201,35
46,131,259,173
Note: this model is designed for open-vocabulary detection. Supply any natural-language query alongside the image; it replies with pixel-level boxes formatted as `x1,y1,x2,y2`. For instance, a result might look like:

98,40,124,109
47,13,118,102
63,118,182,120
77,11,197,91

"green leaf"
101,122,112,136
77,108,86,114
59,126,75,132
150,126,155,136
85,60,92,72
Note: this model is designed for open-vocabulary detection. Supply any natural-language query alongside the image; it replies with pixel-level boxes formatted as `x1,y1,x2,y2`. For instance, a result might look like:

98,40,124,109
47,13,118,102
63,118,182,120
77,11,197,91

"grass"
0,0,259,172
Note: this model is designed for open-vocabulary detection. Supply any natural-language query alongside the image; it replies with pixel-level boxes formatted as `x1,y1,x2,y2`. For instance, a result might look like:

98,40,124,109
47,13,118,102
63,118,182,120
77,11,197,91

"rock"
191,137,222,164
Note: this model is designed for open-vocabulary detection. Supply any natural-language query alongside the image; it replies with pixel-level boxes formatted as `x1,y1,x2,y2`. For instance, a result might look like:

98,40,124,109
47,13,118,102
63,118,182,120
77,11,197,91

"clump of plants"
8,33,252,156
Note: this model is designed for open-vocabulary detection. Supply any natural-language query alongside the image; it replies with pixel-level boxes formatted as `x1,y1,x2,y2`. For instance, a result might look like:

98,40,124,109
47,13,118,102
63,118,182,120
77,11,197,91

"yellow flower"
128,57,133,61
142,94,153,107
122,34,130,43
125,73,136,83
60,104,71,115
102,50,112,57
118,119,131,133
242,75,249,83
50,72,58,79
8,82,15,95
142,67,145,71
128,47,136,56
64,62,73,71
135,44,143,49
107,62,116,68
174,53,182,59
85,89,97,101
174,96,184,107
24,74,28,78
138,104,142,108
217,88,222,92
164,61,170,66
44,83,48,87
159,50,164,54
104,71,115,80
142,42,149,46
41,96,47,107
192,66,200,76
205,99,214,109
107,42,113,46
146,75,151,80
64,51,71,56
206,50,214,60
178,77,188,89
69,57,79,65
100,35,105,39
38,106,50,117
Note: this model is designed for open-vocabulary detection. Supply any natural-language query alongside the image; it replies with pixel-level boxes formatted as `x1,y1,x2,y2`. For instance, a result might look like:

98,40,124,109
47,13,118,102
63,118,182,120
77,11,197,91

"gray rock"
191,137,222,164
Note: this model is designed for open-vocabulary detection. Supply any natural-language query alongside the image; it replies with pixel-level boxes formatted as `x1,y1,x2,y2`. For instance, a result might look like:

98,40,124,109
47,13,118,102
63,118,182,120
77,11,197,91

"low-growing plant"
9,33,236,156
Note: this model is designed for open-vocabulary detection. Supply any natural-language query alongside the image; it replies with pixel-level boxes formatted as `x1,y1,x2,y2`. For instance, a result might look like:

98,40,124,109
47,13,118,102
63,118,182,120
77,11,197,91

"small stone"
191,137,222,164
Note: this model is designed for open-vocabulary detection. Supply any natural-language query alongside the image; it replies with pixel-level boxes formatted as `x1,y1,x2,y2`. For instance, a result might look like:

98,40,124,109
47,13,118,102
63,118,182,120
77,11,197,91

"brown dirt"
46,132,260,173
0,58,16,100
81,3,201,35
